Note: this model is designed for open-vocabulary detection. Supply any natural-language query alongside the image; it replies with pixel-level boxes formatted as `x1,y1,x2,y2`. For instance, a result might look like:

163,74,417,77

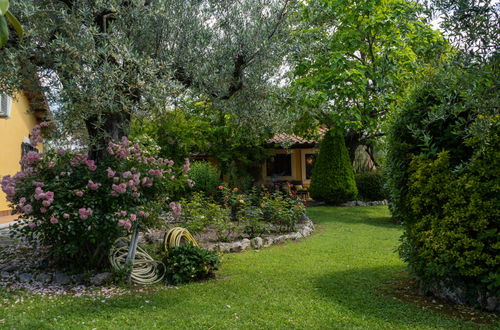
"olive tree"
0,0,296,159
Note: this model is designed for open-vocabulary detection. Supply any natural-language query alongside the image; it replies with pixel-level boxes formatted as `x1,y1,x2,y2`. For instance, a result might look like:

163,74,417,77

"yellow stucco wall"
0,92,40,212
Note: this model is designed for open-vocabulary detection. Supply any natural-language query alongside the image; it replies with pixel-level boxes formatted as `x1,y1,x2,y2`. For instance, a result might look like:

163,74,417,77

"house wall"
0,91,41,214
259,148,319,187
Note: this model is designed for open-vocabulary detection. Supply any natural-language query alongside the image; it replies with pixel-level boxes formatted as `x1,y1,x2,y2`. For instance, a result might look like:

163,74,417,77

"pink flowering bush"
2,125,191,270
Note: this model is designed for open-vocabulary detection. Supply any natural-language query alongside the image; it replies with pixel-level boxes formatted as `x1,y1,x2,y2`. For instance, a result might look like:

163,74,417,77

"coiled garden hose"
109,227,198,285
109,236,165,285
163,227,199,251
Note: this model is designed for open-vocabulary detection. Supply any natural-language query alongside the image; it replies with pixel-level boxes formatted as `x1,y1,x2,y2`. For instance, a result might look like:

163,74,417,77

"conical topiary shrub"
309,128,358,204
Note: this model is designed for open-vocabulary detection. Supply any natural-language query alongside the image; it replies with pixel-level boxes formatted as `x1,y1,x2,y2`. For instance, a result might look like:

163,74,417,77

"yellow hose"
109,237,165,285
163,227,199,252
109,227,198,285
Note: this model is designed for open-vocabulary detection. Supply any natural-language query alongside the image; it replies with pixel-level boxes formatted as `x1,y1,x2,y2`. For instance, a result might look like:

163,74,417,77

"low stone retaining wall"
340,200,388,207
203,218,315,253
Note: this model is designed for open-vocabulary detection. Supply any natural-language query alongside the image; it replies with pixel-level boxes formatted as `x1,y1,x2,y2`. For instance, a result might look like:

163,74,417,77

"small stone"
1,271,11,278
53,272,71,285
35,272,52,283
241,239,251,251
289,233,300,240
72,273,85,284
485,296,498,312
90,272,111,286
251,237,263,249
341,201,356,207
18,273,33,282
218,243,231,252
263,237,274,247
229,242,243,253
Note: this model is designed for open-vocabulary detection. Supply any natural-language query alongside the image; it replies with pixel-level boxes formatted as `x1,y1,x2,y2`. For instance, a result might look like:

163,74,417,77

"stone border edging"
203,218,315,253
340,200,388,207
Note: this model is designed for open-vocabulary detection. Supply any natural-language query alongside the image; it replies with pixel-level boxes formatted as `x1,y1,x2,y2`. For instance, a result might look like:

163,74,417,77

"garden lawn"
0,206,497,329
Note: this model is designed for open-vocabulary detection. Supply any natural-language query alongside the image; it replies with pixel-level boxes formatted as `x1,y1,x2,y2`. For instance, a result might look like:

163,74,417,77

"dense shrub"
401,152,499,302
163,244,220,285
1,125,191,270
237,206,270,238
261,191,305,233
355,172,386,201
179,192,234,241
386,60,499,307
309,129,357,204
188,161,220,194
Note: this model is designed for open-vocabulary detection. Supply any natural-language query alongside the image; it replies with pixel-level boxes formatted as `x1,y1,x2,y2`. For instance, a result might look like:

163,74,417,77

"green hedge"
386,61,500,307
309,129,357,204
355,172,386,201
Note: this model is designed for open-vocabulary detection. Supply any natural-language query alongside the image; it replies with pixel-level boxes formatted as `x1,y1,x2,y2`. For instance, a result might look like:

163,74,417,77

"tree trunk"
85,111,131,161
344,131,363,164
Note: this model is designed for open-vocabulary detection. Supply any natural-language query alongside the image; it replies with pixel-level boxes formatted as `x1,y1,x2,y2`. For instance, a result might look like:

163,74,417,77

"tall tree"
0,0,295,159
289,0,448,162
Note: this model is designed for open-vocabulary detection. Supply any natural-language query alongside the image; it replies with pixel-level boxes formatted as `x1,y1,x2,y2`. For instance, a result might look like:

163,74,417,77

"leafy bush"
179,192,231,238
188,161,220,194
261,192,305,233
309,129,358,204
355,172,386,201
386,61,499,307
163,244,220,285
1,125,191,270
238,206,270,238
401,152,499,302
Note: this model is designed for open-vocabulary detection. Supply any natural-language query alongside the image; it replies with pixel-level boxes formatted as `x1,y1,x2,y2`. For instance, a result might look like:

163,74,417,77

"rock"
289,233,300,240
300,227,312,237
18,273,33,283
1,271,11,278
72,273,85,284
251,237,263,249
485,296,498,311
241,239,251,251
263,237,274,247
341,201,356,207
217,243,232,252
229,242,243,253
53,272,71,285
90,272,111,286
35,272,52,284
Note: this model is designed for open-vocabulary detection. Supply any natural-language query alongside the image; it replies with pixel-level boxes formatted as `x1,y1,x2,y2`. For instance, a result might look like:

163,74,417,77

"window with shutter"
0,94,13,118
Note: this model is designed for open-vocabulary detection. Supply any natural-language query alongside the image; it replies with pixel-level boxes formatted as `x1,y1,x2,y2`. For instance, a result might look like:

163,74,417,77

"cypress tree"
309,129,358,204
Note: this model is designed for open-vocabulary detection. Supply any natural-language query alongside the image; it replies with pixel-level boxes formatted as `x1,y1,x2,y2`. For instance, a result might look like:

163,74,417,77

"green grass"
0,206,497,329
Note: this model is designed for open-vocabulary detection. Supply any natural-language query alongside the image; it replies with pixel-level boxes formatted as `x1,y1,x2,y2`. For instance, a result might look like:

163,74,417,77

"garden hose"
163,227,199,252
109,236,165,285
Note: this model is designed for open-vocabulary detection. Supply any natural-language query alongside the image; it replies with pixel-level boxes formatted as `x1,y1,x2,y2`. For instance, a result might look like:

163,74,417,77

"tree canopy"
289,0,448,160
0,0,296,159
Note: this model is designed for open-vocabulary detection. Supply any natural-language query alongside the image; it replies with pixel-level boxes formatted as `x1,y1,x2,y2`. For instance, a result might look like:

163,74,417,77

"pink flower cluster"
18,197,33,215
29,121,48,147
70,153,97,171
20,151,43,168
182,158,190,173
1,175,17,202
116,210,150,230
87,180,101,190
34,187,54,209
170,202,182,220
78,208,93,220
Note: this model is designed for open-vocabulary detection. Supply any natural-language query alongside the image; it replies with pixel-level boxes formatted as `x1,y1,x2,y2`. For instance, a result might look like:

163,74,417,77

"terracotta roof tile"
266,127,328,146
